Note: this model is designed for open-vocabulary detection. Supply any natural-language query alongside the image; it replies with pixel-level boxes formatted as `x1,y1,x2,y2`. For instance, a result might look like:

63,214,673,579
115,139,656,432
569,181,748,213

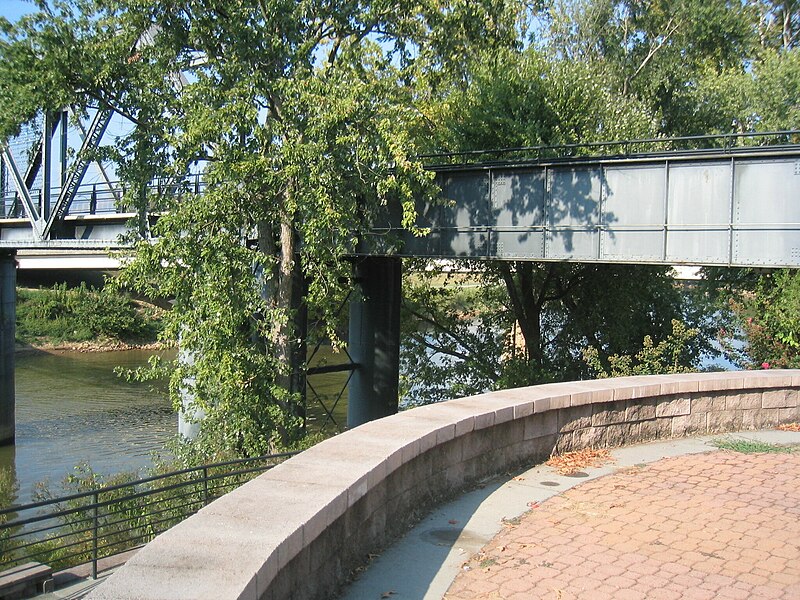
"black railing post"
92,491,99,580
202,467,209,506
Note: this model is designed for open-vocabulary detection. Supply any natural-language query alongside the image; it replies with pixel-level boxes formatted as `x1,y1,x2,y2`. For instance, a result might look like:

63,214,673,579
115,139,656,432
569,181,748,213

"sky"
0,0,35,22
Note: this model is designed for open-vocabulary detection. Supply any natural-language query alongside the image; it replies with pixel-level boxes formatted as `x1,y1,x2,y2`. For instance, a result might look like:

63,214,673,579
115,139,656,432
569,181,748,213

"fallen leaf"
512,476,525,481
527,501,539,509
777,422,800,432
381,592,396,598
448,519,459,525
545,448,614,475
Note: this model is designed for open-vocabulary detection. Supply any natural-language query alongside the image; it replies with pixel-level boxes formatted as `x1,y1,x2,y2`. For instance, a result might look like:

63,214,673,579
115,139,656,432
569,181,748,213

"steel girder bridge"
1,112,800,443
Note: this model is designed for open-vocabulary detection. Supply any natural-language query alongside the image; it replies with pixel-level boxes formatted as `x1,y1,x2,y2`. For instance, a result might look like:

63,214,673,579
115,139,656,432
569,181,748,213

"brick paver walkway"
445,452,800,600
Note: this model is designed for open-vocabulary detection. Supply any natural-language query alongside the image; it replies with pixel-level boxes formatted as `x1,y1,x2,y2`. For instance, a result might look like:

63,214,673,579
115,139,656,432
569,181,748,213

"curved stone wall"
88,370,800,600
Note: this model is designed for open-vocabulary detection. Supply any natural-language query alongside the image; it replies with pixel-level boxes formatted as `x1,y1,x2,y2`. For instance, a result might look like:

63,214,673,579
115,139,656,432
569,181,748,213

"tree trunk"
275,215,305,393
498,262,545,368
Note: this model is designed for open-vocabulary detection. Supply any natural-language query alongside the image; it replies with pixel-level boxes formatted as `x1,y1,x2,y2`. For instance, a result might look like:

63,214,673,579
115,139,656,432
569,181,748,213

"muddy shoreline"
15,340,166,356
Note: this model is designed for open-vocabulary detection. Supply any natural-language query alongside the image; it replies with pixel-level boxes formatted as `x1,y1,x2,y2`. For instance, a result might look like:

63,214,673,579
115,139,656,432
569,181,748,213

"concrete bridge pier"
347,256,402,428
0,251,15,445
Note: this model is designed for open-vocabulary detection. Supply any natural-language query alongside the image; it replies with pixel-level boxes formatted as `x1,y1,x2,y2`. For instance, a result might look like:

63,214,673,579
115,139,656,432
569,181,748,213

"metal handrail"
0,450,298,578
417,129,800,165
4,132,798,220
417,129,800,159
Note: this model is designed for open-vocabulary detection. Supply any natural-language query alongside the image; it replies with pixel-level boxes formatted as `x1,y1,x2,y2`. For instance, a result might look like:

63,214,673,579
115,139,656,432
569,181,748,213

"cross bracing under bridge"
1,116,800,269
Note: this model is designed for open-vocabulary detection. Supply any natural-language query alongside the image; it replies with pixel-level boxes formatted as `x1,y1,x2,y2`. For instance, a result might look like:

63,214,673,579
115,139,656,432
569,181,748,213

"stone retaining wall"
88,370,800,600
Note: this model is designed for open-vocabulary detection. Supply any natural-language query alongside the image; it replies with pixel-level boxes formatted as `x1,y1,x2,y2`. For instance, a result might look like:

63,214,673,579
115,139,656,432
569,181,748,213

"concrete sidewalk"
339,430,800,600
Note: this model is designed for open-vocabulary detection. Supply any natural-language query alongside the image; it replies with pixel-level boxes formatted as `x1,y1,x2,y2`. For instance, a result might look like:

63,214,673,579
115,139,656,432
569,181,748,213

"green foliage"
539,0,800,137
583,319,700,378
2,451,294,572
0,467,18,557
723,270,800,369
401,264,708,405
425,46,656,152
401,264,512,405
712,437,800,454
16,283,162,346
0,0,532,457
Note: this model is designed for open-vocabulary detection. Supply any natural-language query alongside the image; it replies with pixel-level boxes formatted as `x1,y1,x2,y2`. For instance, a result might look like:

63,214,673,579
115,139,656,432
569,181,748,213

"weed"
712,437,800,454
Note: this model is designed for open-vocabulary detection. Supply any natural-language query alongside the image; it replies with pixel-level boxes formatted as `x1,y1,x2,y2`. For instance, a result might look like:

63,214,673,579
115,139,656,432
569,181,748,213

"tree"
401,261,708,405
540,0,758,135
701,269,800,370
0,0,525,456
399,40,714,406
583,319,701,378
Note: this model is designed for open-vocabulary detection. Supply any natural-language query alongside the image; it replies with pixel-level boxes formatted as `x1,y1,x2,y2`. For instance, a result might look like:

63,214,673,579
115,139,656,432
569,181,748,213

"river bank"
15,340,166,356
15,284,165,352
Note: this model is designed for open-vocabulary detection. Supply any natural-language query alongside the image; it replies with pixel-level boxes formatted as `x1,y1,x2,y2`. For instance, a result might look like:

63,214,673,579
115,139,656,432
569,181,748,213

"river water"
0,350,175,505
0,347,351,506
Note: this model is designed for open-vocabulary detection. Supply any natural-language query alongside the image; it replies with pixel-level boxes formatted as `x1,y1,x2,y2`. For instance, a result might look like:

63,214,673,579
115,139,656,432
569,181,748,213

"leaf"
545,448,614,475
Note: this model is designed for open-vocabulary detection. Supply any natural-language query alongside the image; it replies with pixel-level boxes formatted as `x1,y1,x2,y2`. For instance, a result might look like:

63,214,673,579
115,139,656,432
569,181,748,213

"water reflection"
0,346,354,506
0,350,175,504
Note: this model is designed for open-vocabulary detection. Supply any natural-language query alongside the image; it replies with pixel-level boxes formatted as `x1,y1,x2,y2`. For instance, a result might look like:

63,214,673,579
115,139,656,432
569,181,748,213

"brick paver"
445,452,800,599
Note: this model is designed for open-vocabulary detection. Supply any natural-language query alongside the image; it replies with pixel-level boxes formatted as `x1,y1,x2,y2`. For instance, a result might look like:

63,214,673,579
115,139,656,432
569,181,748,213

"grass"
16,283,163,347
711,437,800,454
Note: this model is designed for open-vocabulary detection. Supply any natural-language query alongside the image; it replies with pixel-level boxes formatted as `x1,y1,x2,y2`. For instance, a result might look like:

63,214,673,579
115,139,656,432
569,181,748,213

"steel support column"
347,256,401,428
0,252,16,445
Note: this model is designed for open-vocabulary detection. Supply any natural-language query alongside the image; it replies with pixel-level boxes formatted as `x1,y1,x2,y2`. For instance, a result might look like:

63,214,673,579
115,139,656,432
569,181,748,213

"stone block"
524,410,558,440
461,427,495,461
759,408,781,428
691,394,727,413
495,419,525,449
671,412,707,437
612,376,662,400
546,393,571,411
532,396,550,413
474,411,495,430
741,370,793,388
604,422,641,447
569,382,615,407
741,409,764,430
696,372,746,392
762,389,797,409
725,392,762,411
638,419,659,441
435,424,456,446
655,396,691,418
446,393,515,428
434,437,463,470
656,374,700,395
779,406,800,422
513,402,534,419
88,561,259,600
571,426,608,449
409,401,478,438
591,400,627,426
558,405,593,432
625,399,656,422
707,409,743,433
653,417,674,439
554,431,575,454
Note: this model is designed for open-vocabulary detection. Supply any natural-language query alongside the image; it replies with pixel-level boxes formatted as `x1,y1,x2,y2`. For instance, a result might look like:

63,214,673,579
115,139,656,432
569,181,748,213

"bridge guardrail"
0,450,298,579
417,129,800,166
